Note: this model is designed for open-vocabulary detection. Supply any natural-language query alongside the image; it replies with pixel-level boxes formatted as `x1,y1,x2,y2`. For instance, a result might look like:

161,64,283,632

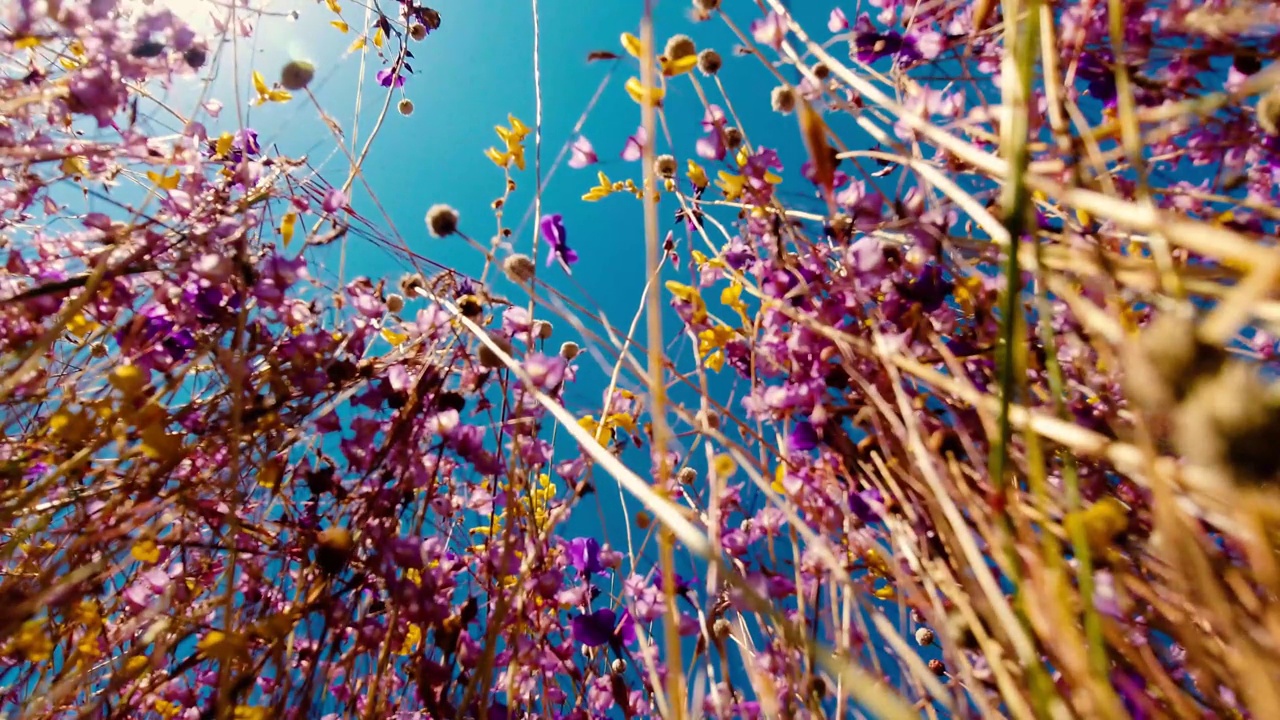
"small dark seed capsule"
928,659,946,676
131,41,167,59
183,46,207,69
315,526,354,575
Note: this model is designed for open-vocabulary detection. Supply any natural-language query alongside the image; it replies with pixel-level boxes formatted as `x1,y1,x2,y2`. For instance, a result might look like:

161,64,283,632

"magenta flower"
829,8,850,33
568,135,597,168
322,188,347,214
566,537,607,576
787,421,820,453
539,213,578,268
696,105,728,161
571,608,636,648
751,10,788,50
376,66,405,88
620,125,647,162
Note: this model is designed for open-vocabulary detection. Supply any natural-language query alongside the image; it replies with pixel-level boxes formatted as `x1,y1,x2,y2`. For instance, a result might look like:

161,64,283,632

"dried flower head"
698,49,722,75
399,272,426,297
385,294,405,313
425,203,460,237
1174,362,1280,485
915,627,935,646
711,617,732,641
812,62,830,79
398,98,415,116
409,23,428,41
1258,87,1280,136
664,34,697,60
677,467,698,484
315,526,354,575
694,0,721,10
771,85,797,115
280,60,316,91
559,341,580,360
654,154,677,179
610,658,627,675
477,333,514,369
723,126,744,149
457,294,484,318
928,659,946,676
1123,312,1225,415
536,321,554,339
695,408,720,430
503,254,536,283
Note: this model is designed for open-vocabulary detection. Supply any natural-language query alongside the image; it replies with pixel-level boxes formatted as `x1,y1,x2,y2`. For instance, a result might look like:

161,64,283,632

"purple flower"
322,188,347,214
788,421,820,453
853,14,920,65
376,66,405,88
568,136,597,169
539,213,578,268
621,126,646,162
696,105,728,161
571,608,635,648
652,569,693,597
567,537,606,576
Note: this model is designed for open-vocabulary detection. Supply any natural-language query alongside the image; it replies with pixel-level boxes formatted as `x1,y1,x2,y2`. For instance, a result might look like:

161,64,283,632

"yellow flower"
381,327,408,346
147,171,181,190
687,160,709,190
215,132,235,159
625,77,665,107
325,0,341,11
197,630,248,662
621,32,644,58
131,538,160,564
698,324,736,373
664,281,708,324
721,281,750,326
280,211,297,247
330,20,349,33
9,619,52,662
399,623,422,655
155,701,182,719
582,171,616,202
251,70,292,105
716,171,746,201
712,453,736,478
661,54,698,77
771,464,787,493
486,115,530,171
873,584,896,600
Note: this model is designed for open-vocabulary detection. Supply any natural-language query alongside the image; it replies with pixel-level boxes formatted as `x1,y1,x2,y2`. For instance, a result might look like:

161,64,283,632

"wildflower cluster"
6,0,1280,719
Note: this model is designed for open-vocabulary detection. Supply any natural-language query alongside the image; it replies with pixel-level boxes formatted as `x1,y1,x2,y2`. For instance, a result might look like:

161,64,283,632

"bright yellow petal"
146,171,180,190
331,20,349,33
485,147,509,167
325,0,341,11
624,77,665,107
373,27,385,48
620,32,643,58
687,160,709,189
662,55,698,77
381,328,408,346
705,349,725,373
215,132,234,159
252,70,269,97
508,115,530,139
280,211,297,247
348,35,367,53
268,89,293,103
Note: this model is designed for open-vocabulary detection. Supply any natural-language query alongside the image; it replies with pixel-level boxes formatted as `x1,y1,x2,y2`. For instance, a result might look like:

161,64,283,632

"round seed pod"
677,467,698,485
928,659,946,676
915,627,935,646
315,526,354,575
723,126,744,149
664,34,696,61
1123,312,1225,415
280,60,315,91
559,341,580,360
1174,362,1280,486
711,617,732,642
398,98,415,116
611,658,627,675
502,254,536,283
771,86,797,115
385,293,405,313
477,333,514,369
425,204,460,237
698,49,722,75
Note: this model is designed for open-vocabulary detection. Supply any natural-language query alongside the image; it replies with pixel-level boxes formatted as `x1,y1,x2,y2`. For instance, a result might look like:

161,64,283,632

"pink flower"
751,10,788,50
829,8,850,33
568,135,597,168
621,125,647,162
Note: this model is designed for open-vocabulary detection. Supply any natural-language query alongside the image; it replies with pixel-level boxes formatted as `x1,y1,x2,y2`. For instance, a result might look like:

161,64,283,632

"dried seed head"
915,627,935,646
409,23,428,41
654,154,678,179
723,126,744,149
610,658,627,675
635,511,652,529
928,659,946,676
812,62,830,80
399,272,426,297
502,254,536,283
385,293,405,313
771,85,797,115
1258,87,1280,136
711,617,732,641
315,526,354,575
1123,312,1225,415
694,0,721,10
697,48,722,75
280,60,315,91
457,294,484,318
559,341,580,360
695,408,720,430
536,321,554,340
398,98,415,116
804,676,827,698
664,34,696,60
1174,362,1280,485
477,333,514,369
425,204,460,237
677,467,698,485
